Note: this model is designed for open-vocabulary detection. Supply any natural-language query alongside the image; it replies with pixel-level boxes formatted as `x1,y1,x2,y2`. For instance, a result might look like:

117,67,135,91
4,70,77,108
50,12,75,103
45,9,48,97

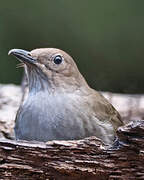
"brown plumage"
9,48,123,145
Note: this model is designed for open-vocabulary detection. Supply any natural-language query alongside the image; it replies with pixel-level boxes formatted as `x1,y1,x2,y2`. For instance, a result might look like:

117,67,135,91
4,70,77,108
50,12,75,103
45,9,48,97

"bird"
8,48,123,145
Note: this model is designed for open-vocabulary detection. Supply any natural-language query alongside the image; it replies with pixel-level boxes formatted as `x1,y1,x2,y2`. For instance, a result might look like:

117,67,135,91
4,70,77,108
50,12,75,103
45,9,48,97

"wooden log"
0,120,143,180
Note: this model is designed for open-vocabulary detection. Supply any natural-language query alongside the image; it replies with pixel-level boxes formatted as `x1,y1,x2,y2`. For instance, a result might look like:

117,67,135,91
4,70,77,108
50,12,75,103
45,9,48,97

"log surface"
0,84,144,179
0,120,143,180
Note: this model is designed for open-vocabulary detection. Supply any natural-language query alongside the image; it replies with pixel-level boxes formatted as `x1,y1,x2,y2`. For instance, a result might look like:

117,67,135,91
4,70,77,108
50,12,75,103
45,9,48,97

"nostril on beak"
28,53,31,56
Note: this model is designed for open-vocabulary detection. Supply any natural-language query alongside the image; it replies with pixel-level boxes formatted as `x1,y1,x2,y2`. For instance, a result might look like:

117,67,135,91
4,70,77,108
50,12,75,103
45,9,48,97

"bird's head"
8,48,88,93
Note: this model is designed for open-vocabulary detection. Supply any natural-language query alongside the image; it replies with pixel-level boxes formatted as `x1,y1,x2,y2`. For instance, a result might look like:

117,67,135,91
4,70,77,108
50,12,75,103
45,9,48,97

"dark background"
0,1,144,93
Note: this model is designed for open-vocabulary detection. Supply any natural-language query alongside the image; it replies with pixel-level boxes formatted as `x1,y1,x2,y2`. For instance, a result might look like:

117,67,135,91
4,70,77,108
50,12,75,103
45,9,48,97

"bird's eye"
53,55,63,65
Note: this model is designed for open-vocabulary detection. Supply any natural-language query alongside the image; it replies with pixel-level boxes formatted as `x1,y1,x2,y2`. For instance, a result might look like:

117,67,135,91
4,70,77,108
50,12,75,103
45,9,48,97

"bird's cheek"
35,63,46,73
40,65,53,78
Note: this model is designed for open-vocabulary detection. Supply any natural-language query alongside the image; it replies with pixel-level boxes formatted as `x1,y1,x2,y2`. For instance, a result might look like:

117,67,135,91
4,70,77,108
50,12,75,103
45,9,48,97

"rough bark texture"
0,84,144,179
0,120,143,180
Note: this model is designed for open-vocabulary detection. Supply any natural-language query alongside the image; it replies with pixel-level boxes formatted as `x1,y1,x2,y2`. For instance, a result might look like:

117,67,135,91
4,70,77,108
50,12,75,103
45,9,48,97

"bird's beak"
8,49,36,65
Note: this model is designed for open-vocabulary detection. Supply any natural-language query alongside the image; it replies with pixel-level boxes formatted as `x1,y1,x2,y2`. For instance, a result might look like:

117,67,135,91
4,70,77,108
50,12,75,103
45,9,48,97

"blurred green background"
0,0,144,93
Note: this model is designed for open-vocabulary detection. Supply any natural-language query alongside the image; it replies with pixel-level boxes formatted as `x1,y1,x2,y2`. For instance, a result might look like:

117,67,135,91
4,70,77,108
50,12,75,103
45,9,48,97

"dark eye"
53,55,63,64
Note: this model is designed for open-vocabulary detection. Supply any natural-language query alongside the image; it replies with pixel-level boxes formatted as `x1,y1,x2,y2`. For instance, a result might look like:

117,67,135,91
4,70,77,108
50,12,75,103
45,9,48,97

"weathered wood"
0,84,144,179
0,120,143,180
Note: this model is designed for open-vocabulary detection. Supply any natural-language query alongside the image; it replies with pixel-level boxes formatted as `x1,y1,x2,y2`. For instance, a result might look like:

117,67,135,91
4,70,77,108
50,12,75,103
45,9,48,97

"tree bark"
0,120,143,180
0,84,144,179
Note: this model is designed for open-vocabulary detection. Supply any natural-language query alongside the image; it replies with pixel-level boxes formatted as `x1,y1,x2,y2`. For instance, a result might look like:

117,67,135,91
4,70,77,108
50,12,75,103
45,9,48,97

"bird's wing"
91,91,124,131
